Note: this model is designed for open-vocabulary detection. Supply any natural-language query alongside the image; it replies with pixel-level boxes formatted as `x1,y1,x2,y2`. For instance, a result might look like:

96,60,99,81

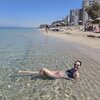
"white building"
65,15,70,25
70,9,80,25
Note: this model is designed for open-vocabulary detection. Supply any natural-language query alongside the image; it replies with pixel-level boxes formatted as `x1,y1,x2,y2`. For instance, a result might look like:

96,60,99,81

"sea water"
0,27,99,100
0,27,73,100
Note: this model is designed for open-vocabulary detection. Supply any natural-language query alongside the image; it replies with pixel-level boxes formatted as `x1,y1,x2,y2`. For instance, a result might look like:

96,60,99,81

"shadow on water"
9,74,56,81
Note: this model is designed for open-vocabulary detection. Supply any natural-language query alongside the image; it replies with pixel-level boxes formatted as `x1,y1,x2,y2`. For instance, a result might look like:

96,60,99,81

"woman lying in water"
18,60,82,80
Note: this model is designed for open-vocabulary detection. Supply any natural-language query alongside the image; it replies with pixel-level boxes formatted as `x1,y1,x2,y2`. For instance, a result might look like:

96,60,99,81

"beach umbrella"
95,17,100,21
79,20,82,22
95,17,100,23
88,19,94,22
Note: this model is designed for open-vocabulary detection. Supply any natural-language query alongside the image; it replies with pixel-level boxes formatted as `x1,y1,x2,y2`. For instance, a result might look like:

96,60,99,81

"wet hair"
75,60,82,66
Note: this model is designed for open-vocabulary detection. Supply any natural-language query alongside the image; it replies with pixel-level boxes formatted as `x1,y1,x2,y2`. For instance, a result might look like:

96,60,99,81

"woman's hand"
54,71,65,78
54,71,61,78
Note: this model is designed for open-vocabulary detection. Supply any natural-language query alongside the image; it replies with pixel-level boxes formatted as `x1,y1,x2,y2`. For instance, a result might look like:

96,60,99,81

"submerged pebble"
8,85,11,89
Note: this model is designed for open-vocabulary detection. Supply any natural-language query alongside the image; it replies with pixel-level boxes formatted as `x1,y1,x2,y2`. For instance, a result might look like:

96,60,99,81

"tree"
85,2,100,20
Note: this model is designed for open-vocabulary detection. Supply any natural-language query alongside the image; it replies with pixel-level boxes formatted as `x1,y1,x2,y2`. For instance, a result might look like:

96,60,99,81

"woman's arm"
73,72,79,80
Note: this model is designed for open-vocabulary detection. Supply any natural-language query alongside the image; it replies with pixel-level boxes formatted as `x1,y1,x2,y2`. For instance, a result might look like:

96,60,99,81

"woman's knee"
39,68,46,74
41,68,47,71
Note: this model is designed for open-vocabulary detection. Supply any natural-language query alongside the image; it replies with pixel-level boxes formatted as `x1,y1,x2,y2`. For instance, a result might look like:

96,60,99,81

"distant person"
99,23,100,31
18,60,82,80
93,26,96,31
45,25,49,33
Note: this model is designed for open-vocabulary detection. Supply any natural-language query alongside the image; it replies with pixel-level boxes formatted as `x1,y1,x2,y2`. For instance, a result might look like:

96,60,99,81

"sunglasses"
74,64,80,67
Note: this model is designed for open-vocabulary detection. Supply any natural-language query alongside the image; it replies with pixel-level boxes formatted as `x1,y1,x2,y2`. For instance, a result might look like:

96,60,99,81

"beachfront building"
82,0,94,24
79,9,83,25
82,0,100,24
65,15,70,25
70,9,80,25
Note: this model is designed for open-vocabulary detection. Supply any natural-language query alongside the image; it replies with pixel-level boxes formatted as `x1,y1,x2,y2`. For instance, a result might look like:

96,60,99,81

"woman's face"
74,62,80,71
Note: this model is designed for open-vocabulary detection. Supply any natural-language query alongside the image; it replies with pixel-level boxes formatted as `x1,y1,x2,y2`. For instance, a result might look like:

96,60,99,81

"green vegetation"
85,2,100,20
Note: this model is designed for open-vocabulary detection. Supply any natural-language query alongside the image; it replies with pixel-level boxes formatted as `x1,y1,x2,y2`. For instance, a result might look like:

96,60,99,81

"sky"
0,0,82,27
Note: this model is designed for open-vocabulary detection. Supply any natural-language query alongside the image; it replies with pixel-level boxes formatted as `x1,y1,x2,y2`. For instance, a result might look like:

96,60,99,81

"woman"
18,60,82,80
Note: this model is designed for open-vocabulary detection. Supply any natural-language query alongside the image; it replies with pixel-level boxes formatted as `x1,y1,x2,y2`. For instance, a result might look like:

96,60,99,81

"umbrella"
95,17,100,20
88,19,94,22
79,20,82,22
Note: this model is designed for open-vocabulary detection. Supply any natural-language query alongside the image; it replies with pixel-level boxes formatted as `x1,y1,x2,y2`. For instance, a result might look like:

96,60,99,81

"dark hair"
75,60,82,66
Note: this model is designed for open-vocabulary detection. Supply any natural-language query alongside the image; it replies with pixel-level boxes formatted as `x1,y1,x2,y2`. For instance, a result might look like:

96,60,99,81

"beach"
44,26,100,49
43,27,100,62
0,28,100,100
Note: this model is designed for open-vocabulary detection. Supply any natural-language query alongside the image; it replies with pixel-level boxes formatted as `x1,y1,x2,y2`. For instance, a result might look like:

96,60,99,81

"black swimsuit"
66,68,75,78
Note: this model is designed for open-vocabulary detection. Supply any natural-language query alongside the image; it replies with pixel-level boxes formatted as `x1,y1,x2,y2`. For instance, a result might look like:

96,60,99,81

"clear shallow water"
0,28,100,100
0,28,72,100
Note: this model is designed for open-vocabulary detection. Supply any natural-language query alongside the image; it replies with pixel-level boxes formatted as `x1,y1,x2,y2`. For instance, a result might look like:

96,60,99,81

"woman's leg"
18,70,39,75
39,68,55,78
18,68,56,78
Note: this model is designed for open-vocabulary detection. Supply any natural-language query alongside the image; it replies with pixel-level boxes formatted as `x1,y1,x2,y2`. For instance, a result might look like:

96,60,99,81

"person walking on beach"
45,25,49,33
18,60,82,80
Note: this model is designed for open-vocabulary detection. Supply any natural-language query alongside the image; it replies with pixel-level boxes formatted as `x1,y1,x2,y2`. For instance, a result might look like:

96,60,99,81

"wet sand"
0,29,100,100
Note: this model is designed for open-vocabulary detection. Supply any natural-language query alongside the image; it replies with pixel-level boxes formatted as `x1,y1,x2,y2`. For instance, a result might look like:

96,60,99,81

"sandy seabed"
36,29,100,100
0,29,100,100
